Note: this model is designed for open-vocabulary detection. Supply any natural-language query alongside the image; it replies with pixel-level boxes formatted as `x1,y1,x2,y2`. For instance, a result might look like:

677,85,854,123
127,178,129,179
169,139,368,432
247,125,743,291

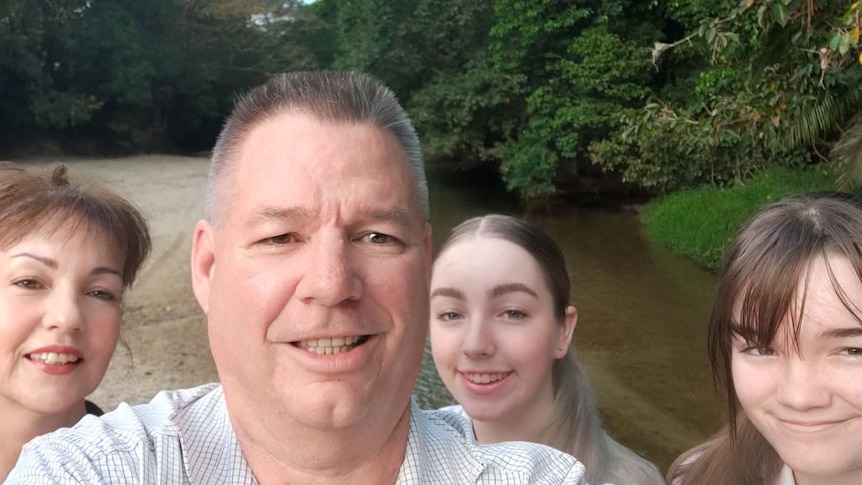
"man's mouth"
293,335,370,355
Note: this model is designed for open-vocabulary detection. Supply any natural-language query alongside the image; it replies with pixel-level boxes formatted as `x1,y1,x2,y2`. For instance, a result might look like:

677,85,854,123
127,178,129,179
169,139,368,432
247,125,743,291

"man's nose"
775,358,831,411
295,234,363,306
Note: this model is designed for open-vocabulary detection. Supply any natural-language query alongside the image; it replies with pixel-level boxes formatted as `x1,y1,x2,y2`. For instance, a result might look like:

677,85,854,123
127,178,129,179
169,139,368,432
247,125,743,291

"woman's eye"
88,289,118,302
840,347,862,356
13,278,42,289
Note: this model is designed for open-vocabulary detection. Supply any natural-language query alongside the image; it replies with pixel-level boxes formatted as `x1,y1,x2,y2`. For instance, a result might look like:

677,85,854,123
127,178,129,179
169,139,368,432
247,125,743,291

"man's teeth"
300,336,362,355
465,373,508,384
28,352,80,365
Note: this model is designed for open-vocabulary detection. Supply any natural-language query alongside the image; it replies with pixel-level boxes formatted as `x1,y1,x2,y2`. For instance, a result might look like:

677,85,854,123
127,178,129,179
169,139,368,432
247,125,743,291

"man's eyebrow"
246,207,310,227
820,326,862,339
365,208,413,228
431,287,465,300
12,253,122,278
490,283,537,298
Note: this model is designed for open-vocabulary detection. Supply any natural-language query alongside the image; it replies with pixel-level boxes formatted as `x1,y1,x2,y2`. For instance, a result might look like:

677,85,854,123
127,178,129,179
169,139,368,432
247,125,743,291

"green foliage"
0,0,329,151
644,166,838,269
604,0,862,193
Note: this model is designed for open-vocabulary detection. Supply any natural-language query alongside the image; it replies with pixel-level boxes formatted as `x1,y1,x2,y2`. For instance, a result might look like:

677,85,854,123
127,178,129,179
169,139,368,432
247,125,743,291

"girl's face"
733,255,862,484
429,236,575,425
0,222,124,417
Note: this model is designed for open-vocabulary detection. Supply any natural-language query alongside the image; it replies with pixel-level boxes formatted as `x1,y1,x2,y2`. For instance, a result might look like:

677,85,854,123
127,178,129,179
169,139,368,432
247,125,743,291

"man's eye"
363,232,396,245
262,233,297,245
840,347,862,357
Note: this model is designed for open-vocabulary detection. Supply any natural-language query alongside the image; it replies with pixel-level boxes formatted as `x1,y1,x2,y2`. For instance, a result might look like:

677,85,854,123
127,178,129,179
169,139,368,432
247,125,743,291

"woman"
429,214,664,485
668,193,862,485
0,162,151,480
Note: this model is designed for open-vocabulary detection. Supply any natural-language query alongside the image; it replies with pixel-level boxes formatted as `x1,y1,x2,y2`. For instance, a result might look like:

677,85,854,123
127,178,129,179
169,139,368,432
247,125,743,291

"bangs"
729,259,810,354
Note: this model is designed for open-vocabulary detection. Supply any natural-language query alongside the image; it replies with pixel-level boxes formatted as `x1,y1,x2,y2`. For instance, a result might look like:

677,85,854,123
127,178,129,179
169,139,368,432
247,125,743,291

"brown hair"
0,162,151,288
668,192,862,485
437,214,663,485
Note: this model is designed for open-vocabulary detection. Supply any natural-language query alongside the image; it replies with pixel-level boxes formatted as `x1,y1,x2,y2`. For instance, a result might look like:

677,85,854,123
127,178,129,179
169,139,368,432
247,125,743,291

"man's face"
192,112,431,433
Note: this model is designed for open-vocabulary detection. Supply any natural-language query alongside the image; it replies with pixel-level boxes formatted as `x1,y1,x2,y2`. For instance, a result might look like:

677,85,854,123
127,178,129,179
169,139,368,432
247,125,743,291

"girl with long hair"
430,214,664,485
669,193,862,485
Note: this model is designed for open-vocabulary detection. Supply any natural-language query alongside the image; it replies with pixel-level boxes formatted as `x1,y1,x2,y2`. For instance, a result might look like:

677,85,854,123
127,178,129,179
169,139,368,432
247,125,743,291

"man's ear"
190,219,216,314
554,305,578,359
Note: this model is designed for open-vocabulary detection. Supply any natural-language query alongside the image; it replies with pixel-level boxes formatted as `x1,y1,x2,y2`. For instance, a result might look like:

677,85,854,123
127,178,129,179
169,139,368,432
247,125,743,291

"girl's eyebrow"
430,287,465,300
730,322,757,340
490,282,537,298
820,327,862,339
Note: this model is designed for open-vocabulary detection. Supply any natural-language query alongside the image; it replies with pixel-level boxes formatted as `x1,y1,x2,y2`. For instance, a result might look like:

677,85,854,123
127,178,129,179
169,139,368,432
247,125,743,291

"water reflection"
414,171,722,472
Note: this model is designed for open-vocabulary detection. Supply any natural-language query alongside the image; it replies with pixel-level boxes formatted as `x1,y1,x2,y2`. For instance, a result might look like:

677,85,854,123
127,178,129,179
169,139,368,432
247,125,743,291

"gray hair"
206,71,429,224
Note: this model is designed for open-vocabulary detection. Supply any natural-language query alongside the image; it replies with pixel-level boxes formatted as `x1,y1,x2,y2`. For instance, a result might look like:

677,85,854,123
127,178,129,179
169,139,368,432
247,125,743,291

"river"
414,170,724,472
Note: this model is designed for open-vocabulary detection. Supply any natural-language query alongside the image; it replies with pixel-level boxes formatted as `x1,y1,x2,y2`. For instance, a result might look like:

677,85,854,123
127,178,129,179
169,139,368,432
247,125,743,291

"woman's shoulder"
85,400,104,416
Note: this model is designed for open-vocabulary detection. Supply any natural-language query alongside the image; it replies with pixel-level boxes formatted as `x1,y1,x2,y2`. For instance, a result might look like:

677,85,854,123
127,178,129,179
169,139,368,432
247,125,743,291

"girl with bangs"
669,193,862,485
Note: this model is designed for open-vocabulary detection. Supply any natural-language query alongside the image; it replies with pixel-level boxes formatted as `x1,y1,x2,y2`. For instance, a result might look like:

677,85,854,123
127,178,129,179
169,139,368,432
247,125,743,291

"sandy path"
23,155,218,410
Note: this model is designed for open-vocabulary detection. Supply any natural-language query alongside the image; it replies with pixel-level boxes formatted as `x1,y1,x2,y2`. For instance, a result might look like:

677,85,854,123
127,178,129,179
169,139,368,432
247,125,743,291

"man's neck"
233,402,413,485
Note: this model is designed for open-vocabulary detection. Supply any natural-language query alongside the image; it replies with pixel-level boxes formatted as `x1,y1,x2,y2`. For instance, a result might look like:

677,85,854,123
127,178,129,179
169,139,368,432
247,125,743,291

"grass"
643,166,839,270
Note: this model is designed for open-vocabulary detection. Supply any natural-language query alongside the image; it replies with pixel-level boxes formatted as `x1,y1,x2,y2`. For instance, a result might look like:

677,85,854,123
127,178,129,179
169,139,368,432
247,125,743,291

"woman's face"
733,255,862,483
429,236,575,424
0,221,124,417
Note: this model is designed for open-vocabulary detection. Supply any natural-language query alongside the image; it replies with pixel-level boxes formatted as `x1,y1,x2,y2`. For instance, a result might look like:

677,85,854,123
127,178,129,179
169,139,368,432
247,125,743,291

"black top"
84,400,104,416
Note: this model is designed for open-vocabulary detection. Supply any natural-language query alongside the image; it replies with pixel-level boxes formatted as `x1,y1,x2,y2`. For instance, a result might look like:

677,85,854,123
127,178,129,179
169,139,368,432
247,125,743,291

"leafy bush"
644,166,838,269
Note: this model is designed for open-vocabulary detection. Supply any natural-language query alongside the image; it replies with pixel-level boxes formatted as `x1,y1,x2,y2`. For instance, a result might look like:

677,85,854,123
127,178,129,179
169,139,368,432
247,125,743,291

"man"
6,71,587,484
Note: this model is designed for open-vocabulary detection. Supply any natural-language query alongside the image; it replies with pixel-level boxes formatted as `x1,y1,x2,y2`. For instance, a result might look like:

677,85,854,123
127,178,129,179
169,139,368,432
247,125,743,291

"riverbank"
643,167,840,270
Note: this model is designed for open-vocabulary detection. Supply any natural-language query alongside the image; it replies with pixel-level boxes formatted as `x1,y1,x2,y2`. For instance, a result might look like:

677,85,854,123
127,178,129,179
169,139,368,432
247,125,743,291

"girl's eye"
502,309,526,320
840,347,862,356
743,345,775,356
438,311,462,322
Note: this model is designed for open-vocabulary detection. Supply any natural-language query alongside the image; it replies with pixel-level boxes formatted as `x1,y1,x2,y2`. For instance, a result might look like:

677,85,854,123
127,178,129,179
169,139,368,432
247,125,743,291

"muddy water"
414,172,724,472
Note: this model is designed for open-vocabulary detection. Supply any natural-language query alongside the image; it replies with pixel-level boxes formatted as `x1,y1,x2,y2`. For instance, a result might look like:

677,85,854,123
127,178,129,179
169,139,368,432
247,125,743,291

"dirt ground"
21,155,218,410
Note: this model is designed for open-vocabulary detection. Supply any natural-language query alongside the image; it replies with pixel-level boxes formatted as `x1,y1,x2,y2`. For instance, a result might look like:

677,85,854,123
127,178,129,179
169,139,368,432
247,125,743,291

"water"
414,171,723,472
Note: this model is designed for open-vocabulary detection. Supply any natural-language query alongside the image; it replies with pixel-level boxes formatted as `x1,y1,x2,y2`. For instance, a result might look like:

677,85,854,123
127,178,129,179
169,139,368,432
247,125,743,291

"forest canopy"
2,0,860,201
